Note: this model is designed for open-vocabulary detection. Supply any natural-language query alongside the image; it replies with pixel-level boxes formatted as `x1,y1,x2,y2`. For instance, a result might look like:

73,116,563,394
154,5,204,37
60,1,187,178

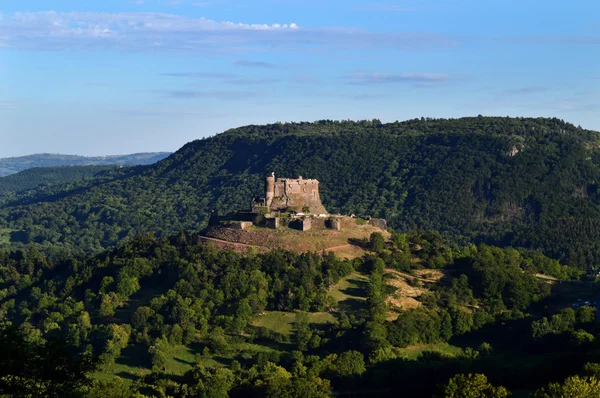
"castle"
252,173,328,215
210,173,386,232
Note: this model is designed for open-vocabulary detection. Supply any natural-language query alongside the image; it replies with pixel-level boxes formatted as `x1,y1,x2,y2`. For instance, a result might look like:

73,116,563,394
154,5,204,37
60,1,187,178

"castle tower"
265,172,275,208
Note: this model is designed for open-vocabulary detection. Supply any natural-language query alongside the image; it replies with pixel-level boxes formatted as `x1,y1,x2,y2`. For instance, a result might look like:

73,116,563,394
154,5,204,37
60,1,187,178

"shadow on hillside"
174,357,195,366
341,279,369,299
337,298,368,315
348,238,370,250
115,371,139,381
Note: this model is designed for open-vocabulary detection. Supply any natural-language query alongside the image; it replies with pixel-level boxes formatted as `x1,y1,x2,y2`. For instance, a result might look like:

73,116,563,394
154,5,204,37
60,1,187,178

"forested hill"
1,116,600,267
0,152,171,177
0,165,120,196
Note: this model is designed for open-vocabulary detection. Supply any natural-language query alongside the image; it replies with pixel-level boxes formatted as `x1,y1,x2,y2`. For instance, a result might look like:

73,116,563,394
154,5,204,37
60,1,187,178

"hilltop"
202,218,389,258
0,152,171,177
1,117,600,269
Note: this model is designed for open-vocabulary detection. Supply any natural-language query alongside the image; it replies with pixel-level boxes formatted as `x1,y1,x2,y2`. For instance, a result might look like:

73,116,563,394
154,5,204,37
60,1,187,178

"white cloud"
0,11,456,53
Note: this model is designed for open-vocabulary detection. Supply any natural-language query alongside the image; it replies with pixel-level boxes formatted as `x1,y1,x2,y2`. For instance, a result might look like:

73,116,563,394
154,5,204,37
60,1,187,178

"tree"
117,276,140,299
294,315,313,352
186,365,235,398
369,233,385,253
442,373,510,398
131,306,154,331
576,306,596,324
534,376,600,397
290,376,332,398
570,330,595,346
148,337,169,372
440,310,453,341
451,308,474,336
101,324,131,363
84,377,145,398
531,317,551,339
363,321,388,352
332,351,366,377
0,324,98,397
255,362,292,397
98,292,120,318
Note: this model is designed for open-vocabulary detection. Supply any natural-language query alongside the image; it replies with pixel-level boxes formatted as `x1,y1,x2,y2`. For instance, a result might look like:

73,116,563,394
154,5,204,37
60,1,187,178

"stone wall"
311,217,327,229
267,175,327,214
266,218,280,229
231,221,253,230
290,218,312,231
326,218,342,231
369,218,387,231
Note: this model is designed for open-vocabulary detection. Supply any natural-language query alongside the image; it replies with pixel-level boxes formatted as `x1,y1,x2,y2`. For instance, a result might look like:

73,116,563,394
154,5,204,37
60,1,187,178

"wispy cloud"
500,36,600,45
85,82,109,87
352,93,394,100
0,100,16,110
221,78,279,85
234,60,277,69
0,11,457,53
160,71,279,85
346,72,451,87
160,72,238,79
553,99,599,112
354,1,445,12
141,89,260,100
191,1,223,7
355,4,420,12
501,87,547,95
131,0,193,5
290,74,320,85
119,107,227,117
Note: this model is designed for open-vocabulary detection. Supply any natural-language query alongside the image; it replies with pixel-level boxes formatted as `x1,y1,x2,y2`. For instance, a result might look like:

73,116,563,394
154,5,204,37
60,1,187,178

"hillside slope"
0,165,121,196
1,117,600,267
0,152,171,177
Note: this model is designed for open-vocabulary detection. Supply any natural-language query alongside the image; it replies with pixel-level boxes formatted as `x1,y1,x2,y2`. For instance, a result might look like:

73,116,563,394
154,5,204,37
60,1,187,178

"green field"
396,343,464,360
330,271,369,315
96,339,283,381
329,272,369,303
252,311,336,336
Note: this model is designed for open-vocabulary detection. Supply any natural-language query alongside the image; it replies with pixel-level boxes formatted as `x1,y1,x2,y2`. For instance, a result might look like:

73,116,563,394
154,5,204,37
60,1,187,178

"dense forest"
0,152,171,177
0,165,121,196
2,117,600,269
1,229,598,397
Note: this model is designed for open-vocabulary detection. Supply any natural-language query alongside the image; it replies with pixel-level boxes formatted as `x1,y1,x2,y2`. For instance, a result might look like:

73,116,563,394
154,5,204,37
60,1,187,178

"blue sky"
0,0,598,157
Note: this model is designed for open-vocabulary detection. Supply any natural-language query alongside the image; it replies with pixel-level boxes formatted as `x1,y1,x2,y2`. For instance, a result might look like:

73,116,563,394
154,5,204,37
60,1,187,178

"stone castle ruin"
253,173,328,215
212,173,386,232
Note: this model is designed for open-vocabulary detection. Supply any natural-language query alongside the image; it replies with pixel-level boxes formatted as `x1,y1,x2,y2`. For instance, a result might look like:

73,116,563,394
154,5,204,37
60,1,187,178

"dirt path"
198,236,267,250
324,244,353,251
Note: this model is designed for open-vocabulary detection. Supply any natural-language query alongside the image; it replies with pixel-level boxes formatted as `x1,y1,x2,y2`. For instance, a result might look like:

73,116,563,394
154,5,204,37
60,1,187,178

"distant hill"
0,165,120,196
0,152,171,177
2,117,600,269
